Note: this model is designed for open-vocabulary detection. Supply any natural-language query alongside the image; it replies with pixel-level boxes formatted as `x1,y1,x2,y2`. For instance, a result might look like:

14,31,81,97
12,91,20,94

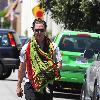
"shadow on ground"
53,92,80,100
3,79,18,81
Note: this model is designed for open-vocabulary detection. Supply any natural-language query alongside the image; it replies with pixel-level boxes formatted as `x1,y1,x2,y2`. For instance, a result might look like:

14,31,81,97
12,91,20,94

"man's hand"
57,61,62,69
16,86,23,97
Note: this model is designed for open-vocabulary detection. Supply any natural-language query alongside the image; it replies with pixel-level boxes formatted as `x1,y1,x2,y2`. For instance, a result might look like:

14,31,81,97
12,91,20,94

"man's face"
33,23,45,43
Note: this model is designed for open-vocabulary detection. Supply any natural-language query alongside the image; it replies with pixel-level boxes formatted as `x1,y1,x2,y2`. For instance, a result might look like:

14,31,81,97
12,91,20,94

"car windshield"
20,38,27,45
19,36,29,46
59,35,100,53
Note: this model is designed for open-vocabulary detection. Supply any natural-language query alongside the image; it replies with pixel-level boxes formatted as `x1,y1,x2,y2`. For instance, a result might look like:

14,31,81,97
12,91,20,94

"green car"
53,30,100,92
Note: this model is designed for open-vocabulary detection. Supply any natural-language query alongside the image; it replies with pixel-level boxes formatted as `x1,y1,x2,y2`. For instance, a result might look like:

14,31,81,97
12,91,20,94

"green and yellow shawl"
26,36,60,92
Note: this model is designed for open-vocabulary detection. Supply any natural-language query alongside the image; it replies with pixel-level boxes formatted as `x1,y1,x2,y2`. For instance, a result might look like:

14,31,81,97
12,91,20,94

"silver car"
80,51,100,100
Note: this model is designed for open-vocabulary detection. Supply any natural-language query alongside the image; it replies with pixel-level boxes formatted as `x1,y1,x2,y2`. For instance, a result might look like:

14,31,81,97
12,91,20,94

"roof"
0,28,15,33
58,30,100,38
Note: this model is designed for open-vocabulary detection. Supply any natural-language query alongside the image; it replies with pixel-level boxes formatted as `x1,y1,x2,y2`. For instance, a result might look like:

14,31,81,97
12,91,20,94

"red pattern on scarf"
25,42,40,89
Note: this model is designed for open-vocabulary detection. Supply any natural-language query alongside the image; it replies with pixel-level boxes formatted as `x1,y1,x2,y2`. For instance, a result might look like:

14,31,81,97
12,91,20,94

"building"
5,0,21,34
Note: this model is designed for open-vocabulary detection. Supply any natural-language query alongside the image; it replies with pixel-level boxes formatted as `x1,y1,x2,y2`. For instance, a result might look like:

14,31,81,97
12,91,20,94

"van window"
59,35,100,53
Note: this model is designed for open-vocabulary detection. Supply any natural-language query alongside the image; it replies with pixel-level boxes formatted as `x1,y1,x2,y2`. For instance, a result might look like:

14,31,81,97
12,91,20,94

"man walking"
16,18,62,100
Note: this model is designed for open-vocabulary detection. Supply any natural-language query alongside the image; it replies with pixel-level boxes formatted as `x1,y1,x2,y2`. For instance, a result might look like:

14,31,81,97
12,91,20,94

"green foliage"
0,8,10,28
40,0,100,33
3,18,10,28
0,8,8,17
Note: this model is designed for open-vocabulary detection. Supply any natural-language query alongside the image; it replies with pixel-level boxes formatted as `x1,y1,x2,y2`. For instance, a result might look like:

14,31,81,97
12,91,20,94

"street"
0,70,80,100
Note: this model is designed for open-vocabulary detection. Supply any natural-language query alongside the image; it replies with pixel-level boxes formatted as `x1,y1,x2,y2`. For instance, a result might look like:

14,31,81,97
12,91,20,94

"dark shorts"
24,82,53,100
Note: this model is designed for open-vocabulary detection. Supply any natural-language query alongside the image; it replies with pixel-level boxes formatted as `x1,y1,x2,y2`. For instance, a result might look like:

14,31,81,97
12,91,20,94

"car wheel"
2,69,12,79
92,83,99,100
80,82,90,100
0,64,3,79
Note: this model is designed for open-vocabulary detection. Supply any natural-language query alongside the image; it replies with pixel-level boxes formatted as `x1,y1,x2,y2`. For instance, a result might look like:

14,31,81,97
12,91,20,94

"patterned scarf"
26,36,60,92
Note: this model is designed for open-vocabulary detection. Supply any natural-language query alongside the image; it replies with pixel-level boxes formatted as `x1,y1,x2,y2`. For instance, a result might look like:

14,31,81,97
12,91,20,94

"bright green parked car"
53,30,100,93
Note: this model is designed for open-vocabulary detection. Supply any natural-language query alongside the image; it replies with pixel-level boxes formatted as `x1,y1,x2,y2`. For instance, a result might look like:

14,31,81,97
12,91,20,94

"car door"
86,53,100,93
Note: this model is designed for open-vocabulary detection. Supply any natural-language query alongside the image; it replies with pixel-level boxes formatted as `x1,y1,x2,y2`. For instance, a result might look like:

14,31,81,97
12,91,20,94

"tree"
40,0,100,33
0,8,10,28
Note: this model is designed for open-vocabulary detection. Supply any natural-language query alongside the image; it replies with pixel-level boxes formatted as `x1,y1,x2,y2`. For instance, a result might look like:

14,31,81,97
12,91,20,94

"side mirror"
84,49,95,59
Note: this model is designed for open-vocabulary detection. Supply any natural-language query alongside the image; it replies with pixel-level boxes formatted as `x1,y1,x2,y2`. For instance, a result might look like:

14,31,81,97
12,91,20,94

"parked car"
53,30,100,93
19,36,30,46
80,51,100,100
0,29,21,79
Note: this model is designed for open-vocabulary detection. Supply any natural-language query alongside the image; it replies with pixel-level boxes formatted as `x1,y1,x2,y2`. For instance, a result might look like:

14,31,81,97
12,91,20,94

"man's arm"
17,62,26,86
57,61,62,69
16,62,26,97
54,44,62,69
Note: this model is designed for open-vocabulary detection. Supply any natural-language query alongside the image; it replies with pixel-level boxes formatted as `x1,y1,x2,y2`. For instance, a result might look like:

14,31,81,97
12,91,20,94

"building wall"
15,1,21,35
21,0,35,37
45,11,63,38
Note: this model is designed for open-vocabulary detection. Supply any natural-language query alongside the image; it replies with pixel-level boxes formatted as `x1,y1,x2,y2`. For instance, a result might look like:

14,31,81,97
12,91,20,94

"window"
59,35,100,53
0,34,9,46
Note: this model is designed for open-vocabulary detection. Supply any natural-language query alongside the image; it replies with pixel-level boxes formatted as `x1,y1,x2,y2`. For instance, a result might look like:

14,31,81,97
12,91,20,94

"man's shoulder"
21,42,29,51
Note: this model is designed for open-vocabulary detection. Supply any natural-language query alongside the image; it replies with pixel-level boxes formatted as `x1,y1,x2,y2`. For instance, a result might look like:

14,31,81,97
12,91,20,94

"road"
0,70,80,100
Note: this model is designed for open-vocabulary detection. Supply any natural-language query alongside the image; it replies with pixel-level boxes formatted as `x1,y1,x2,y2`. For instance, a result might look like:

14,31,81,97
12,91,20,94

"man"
16,18,62,100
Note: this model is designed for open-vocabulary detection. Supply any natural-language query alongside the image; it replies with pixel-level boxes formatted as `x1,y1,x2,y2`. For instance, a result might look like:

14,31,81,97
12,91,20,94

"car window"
58,35,100,53
0,34,9,46
20,38,28,45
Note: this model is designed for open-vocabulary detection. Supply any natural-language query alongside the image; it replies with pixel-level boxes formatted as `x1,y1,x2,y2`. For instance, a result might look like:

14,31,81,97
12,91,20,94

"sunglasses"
34,29,45,33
